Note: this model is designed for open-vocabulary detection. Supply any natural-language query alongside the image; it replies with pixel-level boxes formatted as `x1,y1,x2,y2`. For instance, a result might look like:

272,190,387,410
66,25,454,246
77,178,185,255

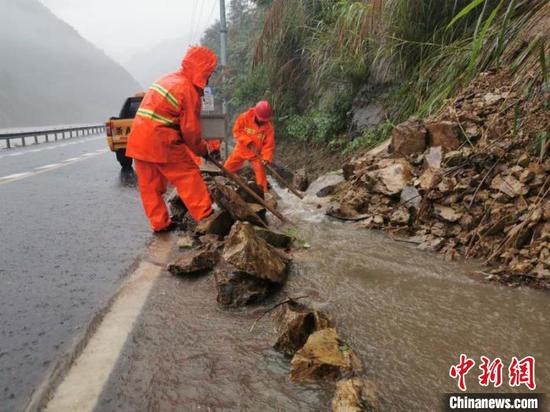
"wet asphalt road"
0,135,151,411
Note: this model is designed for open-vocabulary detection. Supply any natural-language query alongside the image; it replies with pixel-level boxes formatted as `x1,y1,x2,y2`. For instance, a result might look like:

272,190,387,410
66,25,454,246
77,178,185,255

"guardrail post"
54,133,57,141
6,138,11,149
21,136,26,146
34,135,38,144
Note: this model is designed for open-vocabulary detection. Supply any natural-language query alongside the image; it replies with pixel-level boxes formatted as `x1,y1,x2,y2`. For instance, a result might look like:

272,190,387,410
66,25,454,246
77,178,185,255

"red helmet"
254,100,273,122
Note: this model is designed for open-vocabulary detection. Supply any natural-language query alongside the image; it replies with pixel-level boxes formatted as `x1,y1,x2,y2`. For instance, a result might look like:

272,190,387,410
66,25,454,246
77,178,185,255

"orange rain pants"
225,156,268,192
134,158,212,231
224,109,275,192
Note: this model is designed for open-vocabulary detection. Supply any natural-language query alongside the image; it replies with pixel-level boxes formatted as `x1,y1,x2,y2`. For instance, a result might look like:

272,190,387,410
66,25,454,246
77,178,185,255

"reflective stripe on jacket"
127,46,217,163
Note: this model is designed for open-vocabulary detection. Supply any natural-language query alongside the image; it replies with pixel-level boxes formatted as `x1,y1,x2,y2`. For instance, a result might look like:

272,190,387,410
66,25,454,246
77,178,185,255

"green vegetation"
202,0,548,153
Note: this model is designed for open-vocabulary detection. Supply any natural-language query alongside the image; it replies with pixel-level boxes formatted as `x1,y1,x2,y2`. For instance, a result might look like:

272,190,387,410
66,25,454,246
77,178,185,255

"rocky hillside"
328,67,549,288
0,0,141,128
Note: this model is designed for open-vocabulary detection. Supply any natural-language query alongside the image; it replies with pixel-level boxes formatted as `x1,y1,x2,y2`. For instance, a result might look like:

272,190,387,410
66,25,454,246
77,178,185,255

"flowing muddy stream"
98,181,549,411
271,181,549,410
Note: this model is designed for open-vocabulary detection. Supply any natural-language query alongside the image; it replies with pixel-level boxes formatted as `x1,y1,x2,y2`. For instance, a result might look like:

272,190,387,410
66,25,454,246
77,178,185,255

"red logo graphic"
450,355,536,392
450,354,476,391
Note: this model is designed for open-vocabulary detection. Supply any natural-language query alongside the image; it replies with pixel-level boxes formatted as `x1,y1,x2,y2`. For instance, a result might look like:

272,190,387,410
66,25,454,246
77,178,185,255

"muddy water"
98,182,549,411
273,184,550,410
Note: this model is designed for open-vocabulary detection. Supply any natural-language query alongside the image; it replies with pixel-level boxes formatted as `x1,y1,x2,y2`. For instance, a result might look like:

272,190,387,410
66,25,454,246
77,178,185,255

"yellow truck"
105,92,144,169
106,90,225,169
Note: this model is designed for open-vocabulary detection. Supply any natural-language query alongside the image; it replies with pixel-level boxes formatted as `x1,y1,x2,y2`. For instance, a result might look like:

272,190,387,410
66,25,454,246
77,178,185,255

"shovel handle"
250,148,304,199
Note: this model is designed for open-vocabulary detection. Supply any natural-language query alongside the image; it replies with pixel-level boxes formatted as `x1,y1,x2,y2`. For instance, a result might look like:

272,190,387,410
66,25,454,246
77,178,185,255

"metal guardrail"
0,124,105,149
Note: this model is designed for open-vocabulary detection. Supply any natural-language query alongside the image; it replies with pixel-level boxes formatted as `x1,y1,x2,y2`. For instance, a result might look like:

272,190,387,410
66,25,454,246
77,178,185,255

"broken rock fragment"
426,120,461,151
215,265,272,308
274,301,331,356
167,246,220,276
253,227,293,249
211,177,267,227
195,210,235,236
391,118,427,156
293,168,310,191
332,378,379,412
223,222,290,284
290,328,363,382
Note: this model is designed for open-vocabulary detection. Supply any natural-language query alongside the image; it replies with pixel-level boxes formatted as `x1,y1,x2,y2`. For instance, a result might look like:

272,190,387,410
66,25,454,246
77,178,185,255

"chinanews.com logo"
444,354,544,411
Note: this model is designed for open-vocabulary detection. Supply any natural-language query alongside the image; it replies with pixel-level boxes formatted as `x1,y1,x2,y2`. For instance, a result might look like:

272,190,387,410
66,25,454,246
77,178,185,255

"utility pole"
219,0,229,156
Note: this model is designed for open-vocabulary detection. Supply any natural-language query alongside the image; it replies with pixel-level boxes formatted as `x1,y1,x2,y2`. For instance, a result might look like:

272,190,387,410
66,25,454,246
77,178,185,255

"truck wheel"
116,149,133,170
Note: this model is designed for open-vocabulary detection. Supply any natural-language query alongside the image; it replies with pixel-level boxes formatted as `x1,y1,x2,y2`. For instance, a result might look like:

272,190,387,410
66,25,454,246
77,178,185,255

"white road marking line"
35,163,62,171
0,135,104,159
45,261,162,412
0,172,34,181
0,151,107,185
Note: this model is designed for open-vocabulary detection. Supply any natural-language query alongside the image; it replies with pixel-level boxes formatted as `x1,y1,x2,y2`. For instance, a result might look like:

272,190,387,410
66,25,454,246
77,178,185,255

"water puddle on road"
271,183,549,410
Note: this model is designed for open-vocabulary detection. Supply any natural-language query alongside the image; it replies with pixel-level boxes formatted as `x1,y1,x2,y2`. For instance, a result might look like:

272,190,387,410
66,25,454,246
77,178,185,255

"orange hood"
181,46,218,90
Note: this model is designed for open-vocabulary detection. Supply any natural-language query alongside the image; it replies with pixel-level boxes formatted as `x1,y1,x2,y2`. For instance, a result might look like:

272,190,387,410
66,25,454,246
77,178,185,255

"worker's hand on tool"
261,159,269,166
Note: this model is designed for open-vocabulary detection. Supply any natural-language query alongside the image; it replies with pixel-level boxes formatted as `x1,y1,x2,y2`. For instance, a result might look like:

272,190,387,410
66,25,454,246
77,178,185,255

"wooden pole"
207,156,291,224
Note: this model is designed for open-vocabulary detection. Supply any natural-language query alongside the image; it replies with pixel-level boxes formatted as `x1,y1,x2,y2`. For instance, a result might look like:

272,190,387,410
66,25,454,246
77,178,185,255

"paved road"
0,135,151,411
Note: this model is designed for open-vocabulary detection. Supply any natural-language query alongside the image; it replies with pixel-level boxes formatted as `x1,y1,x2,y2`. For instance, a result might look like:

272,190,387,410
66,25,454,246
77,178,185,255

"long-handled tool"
206,155,292,225
250,148,305,199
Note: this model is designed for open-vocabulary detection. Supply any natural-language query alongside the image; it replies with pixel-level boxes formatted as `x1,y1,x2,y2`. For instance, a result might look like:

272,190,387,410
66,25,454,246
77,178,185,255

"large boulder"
195,210,235,237
308,172,345,198
236,181,264,204
426,120,461,151
274,301,331,356
223,222,290,284
211,177,267,227
332,378,379,412
167,246,220,276
290,328,363,382
215,264,273,307
391,118,427,156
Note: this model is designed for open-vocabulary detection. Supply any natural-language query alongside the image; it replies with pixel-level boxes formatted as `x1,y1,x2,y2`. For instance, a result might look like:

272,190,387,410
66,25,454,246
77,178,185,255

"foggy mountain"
124,37,190,89
0,0,141,128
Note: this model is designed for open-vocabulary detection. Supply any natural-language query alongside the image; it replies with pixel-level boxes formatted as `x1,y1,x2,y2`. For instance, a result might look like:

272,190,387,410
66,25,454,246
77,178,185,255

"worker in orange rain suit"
224,101,275,192
126,46,217,232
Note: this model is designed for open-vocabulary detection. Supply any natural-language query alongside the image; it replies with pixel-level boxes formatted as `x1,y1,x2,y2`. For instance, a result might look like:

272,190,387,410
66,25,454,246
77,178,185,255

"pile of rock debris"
166,173,377,411
330,70,549,288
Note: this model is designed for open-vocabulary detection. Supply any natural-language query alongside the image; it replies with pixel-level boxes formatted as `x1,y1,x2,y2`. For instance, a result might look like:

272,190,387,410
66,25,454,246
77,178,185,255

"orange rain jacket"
224,108,275,192
231,108,275,162
126,47,217,163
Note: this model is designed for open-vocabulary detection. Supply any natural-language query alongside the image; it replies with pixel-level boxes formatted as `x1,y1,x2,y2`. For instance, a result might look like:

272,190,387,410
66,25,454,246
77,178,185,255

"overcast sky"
39,0,220,63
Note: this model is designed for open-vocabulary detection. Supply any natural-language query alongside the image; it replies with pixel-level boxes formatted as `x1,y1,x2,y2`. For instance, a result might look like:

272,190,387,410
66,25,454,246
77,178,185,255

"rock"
168,192,188,223
391,118,427,156
490,175,528,198
253,227,293,249
215,265,272,307
426,121,461,151
236,181,264,204
317,185,339,198
248,202,267,223
274,301,331,356
400,186,421,211
195,210,235,236
176,234,194,249
390,208,410,225
265,192,278,210
332,378,379,412
369,159,413,196
418,168,440,191
290,328,363,382
223,222,290,284
308,172,345,197
167,246,220,276
423,146,443,170
433,204,462,223
211,177,267,227
293,168,309,191
339,187,370,217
